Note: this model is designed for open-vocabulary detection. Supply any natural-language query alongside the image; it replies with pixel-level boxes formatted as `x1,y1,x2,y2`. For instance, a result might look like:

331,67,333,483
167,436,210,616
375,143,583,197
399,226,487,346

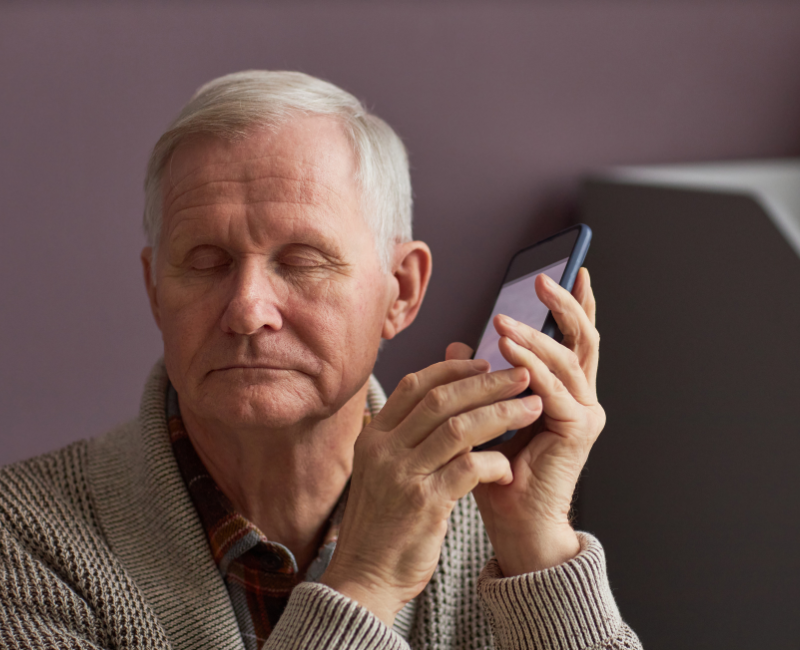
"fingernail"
499,314,516,327
521,395,541,412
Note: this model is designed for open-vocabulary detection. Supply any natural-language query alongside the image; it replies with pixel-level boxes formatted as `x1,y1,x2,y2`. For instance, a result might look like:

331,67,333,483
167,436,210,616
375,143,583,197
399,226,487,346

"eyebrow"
165,212,350,264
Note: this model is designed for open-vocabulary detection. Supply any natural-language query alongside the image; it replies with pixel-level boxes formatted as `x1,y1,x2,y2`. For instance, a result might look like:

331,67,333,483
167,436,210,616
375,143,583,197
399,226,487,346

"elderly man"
0,71,641,650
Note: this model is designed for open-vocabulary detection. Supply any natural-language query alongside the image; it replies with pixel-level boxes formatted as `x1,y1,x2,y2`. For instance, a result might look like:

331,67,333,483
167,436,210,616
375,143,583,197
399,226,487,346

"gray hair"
143,70,413,278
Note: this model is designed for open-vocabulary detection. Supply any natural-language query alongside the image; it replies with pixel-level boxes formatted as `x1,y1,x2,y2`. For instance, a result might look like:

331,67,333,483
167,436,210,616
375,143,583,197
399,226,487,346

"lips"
215,365,292,371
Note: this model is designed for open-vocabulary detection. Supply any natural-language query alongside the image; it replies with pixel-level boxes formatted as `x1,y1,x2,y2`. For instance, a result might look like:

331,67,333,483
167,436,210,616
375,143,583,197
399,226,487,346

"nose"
220,258,283,335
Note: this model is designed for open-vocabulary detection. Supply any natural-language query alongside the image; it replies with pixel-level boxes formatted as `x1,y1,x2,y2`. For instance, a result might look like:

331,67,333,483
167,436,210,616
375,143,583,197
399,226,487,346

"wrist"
319,569,400,628
493,524,581,576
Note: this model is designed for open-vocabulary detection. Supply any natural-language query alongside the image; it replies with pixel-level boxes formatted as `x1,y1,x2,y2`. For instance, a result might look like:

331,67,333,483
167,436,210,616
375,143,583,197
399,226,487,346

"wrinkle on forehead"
164,162,347,222
158,118,366,255
161,118,359,222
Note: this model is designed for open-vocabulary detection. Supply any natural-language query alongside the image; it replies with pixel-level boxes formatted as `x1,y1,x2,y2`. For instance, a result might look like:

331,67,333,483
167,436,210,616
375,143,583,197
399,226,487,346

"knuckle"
444,415,468,445
479,370,501,393
457,452,478,475
594,406,607,438
406,481,429,510
424,386,450,416
493,398,513,421
397,372,421,397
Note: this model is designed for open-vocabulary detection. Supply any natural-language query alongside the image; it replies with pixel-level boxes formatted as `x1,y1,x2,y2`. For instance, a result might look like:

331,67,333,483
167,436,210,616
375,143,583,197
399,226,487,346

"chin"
196,374,326,429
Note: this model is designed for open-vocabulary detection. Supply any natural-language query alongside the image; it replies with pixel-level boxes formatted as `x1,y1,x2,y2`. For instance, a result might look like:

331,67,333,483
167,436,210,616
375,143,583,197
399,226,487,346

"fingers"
445,341,473,361
572,267,596,327
437,450,513,498
493,314,596,405
371,359,489,432
413,393,542,471
534,270,600,392
496,336,585,424
395,366,531,448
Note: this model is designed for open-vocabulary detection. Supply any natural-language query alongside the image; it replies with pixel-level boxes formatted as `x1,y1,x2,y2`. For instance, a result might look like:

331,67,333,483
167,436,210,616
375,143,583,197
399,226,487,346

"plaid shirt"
167,382,365,649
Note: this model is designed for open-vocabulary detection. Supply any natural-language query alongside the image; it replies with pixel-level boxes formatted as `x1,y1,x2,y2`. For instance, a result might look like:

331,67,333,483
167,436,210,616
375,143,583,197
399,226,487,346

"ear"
141,247,163,332
382,241,432,340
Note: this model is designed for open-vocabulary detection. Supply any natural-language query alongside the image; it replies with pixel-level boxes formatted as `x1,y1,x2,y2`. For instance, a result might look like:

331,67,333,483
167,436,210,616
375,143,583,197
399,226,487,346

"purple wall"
3,1,800,466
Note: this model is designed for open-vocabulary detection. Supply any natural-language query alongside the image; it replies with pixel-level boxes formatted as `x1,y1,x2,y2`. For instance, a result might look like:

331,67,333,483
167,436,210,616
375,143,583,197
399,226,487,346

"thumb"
445,342,474,361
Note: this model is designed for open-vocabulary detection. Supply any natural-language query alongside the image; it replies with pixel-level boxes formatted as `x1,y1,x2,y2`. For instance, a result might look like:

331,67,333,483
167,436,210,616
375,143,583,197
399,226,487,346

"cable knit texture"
0,361,642,650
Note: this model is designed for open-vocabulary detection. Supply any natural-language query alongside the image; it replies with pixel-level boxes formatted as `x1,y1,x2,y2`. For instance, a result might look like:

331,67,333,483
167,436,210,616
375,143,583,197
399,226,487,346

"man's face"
145,116,395,432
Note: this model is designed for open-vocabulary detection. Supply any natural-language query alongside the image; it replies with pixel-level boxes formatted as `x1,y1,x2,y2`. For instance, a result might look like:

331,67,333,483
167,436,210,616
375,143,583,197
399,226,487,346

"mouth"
214,365,293,372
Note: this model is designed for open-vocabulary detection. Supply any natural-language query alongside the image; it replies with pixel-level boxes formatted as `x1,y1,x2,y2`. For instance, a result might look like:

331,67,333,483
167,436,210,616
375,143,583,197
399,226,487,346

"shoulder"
1,438,97,538
0,419,141,542
0,420,143,586
0,420,171,649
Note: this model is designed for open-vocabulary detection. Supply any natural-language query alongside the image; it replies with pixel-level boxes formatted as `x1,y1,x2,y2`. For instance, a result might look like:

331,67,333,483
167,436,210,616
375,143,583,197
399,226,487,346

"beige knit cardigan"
0,361,642,650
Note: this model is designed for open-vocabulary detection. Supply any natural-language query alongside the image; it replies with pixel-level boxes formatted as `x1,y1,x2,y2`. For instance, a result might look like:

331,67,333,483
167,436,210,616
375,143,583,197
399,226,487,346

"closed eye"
280,254,326,267
187,246,231,271
277,244,347,272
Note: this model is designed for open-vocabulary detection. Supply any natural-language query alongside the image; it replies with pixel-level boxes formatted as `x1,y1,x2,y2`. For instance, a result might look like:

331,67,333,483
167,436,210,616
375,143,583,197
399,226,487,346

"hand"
450,267,605,577
320,359,543,626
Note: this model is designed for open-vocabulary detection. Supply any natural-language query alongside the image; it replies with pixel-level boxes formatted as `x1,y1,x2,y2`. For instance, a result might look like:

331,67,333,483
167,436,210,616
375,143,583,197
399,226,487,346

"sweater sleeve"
265,582,410,650
476,532,643,650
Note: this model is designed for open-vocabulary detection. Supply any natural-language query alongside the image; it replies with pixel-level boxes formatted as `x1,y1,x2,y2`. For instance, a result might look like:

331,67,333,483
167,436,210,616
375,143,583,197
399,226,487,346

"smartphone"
473,224,592,450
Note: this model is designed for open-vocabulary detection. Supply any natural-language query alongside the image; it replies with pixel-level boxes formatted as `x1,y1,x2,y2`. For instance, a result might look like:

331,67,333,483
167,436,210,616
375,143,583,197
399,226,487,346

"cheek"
292,276,387,364
158,282,224,363
289,283,351,353
337,277,390,363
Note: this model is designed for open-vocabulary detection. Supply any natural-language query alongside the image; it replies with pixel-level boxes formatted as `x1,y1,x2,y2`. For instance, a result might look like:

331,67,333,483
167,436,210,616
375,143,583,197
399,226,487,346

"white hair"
143,70,412,279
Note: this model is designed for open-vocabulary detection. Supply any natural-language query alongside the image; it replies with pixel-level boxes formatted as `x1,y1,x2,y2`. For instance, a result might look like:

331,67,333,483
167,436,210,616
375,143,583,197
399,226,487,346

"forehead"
161,116,362,244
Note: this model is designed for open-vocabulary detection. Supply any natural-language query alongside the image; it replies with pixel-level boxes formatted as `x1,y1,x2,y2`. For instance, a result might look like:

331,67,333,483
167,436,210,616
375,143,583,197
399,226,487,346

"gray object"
579,161,800,649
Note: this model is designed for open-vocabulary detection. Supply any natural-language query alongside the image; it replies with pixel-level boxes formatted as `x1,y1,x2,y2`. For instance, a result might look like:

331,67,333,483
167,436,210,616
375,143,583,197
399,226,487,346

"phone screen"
473,257,569,372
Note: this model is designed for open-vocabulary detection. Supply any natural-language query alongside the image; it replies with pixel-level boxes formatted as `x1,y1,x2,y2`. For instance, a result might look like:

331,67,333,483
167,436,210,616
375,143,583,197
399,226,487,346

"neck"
180,381,370,574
